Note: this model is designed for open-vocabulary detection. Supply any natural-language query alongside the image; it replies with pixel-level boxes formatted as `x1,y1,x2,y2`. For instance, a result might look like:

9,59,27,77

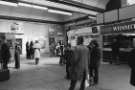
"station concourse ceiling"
0,0,110,24
19,0,110,22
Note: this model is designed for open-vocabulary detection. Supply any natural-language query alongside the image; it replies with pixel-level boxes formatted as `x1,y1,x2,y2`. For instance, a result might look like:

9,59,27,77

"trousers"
69,71,86,90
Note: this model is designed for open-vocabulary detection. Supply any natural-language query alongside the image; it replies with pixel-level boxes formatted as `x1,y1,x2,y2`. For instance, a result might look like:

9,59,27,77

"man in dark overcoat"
88,40,101,85
26,41,30,59
128,47,135,86
64,43,72,79
1,37,11,69
14,45,21,69
69,36,90,90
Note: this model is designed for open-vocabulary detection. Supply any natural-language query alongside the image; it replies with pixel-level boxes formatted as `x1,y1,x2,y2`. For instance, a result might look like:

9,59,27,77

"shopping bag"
85,74,90,88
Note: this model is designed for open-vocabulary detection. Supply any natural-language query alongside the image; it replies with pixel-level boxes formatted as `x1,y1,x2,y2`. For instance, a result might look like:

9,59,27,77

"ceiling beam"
46,0,105,13
64,15,96,24
20,0,98,15
0,15,63,24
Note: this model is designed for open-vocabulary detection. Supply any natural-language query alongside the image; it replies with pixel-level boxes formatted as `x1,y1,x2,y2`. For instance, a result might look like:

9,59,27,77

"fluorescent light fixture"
18,2,48,10
32,5,47,10
0,0,17,7
48,9,72,16
18,3,33,7
88,16,96,20
19,0,98,15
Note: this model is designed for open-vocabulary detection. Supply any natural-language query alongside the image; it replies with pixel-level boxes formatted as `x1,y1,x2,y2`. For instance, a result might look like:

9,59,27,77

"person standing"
55,42,60,56
33,41,41,65
59,43,65,65
26,41,30,59
14,45,21,69
111,38,120,64
88,40,101,85
30,41,34,59
1,37,11,69
128,43,135,87
64,43,73,79
69,36,90,90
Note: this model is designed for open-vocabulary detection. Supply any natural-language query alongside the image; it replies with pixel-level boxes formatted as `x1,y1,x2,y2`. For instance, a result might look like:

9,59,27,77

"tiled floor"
0,57,134,90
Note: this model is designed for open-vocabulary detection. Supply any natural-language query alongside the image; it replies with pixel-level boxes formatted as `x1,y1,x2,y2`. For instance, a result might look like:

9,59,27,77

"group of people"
64,36,101,90
26,41,34,59
26,40,41,65
0,37,21,69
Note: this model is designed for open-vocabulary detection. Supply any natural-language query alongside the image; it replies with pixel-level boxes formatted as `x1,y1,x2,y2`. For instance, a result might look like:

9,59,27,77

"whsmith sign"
101,21,135,34
113,24,135,31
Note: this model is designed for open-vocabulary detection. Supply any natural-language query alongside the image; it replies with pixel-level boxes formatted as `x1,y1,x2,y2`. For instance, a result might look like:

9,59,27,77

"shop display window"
103,34,133,49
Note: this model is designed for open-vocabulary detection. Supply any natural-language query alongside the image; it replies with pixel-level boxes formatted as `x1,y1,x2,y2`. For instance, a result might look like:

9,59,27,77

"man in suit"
69,36,90,90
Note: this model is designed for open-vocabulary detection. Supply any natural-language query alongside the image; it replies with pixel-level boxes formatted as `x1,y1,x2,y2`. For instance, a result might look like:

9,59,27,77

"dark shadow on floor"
25,62,36,65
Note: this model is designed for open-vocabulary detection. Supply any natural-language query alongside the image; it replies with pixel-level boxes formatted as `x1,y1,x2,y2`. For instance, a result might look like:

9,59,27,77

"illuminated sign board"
101,21,135,34
113,24,135,31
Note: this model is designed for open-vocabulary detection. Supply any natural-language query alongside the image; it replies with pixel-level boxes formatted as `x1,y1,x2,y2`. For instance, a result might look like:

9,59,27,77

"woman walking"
34,41,41,65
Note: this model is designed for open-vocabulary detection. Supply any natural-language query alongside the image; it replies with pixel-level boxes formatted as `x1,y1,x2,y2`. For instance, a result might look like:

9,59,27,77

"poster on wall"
38,38,46,49
10,22,23,34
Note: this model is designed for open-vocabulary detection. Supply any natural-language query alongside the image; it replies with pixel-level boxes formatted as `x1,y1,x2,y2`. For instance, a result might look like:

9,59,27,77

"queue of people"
63,36,101,90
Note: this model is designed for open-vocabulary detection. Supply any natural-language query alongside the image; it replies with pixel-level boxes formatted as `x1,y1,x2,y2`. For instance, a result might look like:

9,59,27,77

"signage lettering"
113,24,135,32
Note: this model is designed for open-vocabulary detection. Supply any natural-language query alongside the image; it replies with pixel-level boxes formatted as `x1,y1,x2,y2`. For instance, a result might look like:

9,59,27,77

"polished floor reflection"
0,57,133,90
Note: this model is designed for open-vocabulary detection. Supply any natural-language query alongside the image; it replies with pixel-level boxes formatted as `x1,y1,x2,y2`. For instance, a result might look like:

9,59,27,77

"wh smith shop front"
101,21,135,63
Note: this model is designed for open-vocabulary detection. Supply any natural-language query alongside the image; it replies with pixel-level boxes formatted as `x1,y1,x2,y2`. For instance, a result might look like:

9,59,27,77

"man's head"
77,36,84,45
91,40,99,48
67,43,71,48
1,36,6,43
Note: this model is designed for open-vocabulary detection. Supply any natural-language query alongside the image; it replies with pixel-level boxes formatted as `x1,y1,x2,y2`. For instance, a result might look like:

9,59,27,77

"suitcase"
0,69,10,81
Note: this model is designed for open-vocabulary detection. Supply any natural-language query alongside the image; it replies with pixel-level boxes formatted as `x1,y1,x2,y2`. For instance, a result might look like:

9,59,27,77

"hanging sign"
10,22,23,34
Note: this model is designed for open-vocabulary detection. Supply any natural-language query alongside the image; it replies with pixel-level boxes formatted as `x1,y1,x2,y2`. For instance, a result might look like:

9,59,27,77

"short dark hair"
91,40,99,47
77,36,84,45
67,43,71,47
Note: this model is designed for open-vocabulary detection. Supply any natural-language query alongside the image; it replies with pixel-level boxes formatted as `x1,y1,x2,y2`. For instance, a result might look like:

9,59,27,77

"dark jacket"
90,47,101,68
64,47,73,65
14,46,21,68
59,45,64,56
128,48,135,86
1,43,11,62
112,41,120,54
70,45,90,80
15,46,21,61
